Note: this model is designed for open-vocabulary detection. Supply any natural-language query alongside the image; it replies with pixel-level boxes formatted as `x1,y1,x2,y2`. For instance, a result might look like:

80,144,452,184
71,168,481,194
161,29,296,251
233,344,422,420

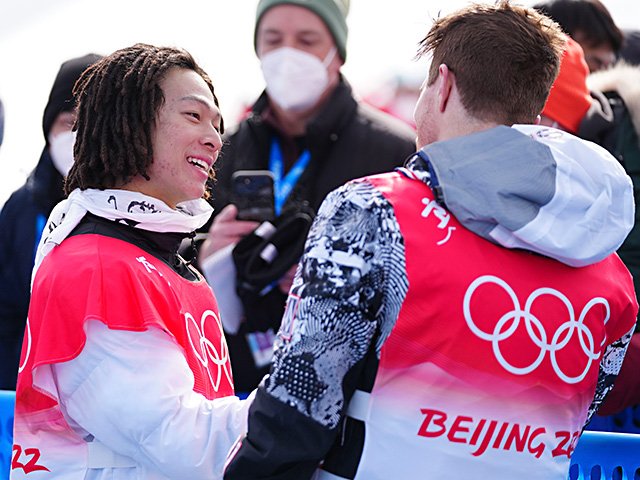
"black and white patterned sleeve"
583,324,635,427
224,179,408,479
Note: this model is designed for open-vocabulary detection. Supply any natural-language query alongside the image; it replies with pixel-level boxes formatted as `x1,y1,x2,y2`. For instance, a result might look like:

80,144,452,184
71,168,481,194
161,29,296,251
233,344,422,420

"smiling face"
122,67,222,208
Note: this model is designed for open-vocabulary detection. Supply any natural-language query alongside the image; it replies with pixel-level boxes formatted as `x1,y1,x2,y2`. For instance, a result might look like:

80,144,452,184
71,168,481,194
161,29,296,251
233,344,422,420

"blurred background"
0,0,637,205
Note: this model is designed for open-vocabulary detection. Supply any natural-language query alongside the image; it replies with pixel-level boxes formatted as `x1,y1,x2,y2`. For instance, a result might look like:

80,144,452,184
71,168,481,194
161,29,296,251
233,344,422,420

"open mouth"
188,156,210,173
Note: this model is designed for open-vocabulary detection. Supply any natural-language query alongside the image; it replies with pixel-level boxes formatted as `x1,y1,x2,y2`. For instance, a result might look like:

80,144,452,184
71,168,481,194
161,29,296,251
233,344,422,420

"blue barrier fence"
0,390,14,480
0,389,638,479
586,406,640,435
569,430,640,479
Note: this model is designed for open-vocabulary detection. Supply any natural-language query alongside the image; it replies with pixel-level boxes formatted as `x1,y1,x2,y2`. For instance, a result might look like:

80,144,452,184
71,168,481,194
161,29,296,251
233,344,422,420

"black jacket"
0,149,64,389
212,80,416,214
209,80,416,393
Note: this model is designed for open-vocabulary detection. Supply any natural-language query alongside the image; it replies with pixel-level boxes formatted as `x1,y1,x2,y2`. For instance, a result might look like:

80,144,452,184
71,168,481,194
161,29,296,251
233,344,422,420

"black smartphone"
231,170,276,222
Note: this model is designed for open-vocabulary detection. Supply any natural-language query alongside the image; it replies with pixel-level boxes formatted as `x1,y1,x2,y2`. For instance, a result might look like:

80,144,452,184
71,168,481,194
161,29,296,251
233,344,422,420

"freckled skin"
124,68,223,208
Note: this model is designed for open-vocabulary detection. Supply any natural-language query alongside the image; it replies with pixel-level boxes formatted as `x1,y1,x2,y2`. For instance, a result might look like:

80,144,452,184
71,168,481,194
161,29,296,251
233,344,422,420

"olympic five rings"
185,310,234,391
463,275,609,384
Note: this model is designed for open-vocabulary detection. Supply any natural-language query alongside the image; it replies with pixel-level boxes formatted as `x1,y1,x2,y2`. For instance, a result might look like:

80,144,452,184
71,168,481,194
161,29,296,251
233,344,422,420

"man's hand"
198,204,259,264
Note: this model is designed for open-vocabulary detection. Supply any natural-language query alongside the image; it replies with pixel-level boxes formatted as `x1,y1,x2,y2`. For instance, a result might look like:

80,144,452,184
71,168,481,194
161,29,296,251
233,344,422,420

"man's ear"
437,64,454,112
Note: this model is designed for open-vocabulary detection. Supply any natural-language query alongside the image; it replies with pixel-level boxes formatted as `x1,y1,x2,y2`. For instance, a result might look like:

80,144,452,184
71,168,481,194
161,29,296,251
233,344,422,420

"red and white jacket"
223,125,638,480
337,172,636,479
12,233,246,480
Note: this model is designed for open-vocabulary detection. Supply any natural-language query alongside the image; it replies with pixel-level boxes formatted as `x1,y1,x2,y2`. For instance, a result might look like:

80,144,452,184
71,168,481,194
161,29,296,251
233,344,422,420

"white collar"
32,188,213,283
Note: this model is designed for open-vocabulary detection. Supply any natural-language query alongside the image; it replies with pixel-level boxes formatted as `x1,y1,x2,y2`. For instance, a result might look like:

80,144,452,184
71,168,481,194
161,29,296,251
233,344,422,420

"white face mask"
260,46,337,112
49,130,76,177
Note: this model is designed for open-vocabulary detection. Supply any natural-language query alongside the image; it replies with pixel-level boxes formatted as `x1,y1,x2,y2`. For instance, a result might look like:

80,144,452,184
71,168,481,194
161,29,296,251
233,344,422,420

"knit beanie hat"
254,0,350,61
541,37,592,133
42,53,102,142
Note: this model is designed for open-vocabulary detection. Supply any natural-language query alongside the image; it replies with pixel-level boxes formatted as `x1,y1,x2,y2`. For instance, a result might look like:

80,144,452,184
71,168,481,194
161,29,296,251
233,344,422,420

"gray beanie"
254,0,350,61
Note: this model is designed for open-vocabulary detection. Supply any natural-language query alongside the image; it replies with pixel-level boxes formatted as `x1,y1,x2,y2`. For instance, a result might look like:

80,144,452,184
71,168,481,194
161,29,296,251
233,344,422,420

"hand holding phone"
198,205,259,262
231,170,276,222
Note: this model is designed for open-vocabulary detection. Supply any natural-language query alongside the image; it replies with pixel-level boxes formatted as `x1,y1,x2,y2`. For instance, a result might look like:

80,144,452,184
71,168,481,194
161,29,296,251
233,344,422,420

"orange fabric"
542,37,592,133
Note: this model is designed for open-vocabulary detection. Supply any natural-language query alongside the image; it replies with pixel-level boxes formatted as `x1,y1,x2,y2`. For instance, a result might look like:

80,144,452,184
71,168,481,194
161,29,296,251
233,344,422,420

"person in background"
0,96,4,148
620,29,640,65
362,68,423,129
223,3,638,479
541,36,640,296
0,53,101,390
197,0,415,394
533,0,635,72
540,33,640,424
11,44,250,479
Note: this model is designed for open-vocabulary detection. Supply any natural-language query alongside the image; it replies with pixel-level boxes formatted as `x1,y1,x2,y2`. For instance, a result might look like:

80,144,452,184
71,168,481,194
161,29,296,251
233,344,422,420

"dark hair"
417,1,565,125
534,0,623,53
65,43,224,195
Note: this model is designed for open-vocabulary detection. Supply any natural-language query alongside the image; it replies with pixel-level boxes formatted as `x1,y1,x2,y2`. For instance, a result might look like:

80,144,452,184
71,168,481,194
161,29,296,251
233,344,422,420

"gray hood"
414,124,634,267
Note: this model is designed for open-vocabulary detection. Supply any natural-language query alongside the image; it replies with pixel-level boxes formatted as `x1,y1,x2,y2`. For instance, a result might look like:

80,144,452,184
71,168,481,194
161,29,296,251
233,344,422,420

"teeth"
188,157,208,171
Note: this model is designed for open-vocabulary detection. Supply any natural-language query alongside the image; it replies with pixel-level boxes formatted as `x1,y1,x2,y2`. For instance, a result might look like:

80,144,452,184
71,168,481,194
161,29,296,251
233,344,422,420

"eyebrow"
262,28,322,38
179,95,221,121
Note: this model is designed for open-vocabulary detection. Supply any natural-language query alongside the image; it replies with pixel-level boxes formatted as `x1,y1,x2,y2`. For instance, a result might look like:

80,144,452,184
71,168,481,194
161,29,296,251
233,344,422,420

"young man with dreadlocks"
11,44,250,480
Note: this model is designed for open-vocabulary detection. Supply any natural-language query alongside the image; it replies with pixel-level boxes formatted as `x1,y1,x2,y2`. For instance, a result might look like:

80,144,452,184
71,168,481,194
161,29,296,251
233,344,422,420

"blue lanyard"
269,137,311,215
33,213,47,261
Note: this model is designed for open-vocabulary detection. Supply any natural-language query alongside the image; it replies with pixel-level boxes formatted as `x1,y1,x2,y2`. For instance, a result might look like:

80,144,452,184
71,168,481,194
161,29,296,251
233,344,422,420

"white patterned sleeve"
224,180,409,480
583,324,635,426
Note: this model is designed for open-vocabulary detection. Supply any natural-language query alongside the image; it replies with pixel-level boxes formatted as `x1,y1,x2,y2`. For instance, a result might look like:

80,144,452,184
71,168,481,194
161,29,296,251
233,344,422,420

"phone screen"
231,170,275,222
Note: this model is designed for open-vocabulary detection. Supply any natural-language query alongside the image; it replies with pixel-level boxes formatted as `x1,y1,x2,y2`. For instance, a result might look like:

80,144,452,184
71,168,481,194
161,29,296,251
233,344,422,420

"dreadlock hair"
65,43,224,197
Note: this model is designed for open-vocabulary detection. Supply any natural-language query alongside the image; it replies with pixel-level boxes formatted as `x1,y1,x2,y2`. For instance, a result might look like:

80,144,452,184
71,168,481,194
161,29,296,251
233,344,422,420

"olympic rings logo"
185,310,234,391
463,275,609,384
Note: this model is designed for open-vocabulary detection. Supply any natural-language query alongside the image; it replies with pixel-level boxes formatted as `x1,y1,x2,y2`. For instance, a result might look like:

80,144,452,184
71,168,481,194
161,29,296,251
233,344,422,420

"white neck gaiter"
32,188,213,283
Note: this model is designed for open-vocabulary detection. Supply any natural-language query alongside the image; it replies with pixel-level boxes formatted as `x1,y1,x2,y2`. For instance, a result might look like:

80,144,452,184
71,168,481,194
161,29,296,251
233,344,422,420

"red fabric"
341,172,637,478
370,172,636,396
542,37,592,133
17,234,234,417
